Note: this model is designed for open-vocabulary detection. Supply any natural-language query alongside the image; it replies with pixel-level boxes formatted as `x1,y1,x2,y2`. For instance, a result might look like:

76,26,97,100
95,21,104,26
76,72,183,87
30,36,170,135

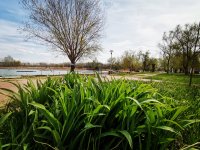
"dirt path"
0,79,29,107
0,77,47,107
102,75,161,82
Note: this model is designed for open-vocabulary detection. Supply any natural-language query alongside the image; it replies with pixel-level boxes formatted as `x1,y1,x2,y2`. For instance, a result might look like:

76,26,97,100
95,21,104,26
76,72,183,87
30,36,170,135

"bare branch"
21,0,104,71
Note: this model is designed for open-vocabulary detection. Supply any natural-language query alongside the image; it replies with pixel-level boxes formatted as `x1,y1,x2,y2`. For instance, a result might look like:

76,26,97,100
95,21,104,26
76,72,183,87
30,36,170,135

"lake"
0,69,104,78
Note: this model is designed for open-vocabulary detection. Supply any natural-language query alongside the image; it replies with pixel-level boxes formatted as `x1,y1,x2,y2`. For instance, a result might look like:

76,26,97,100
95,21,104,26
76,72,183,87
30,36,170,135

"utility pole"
110,50,113,71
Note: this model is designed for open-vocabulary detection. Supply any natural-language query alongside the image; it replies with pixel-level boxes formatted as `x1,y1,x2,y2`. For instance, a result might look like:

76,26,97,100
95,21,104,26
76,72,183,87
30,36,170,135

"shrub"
0,73,199,149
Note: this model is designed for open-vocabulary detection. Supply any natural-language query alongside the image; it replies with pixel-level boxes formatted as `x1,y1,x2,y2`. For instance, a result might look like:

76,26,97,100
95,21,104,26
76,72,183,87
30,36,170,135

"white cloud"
0,19,69,63
1,0,200,63
99,0,200,62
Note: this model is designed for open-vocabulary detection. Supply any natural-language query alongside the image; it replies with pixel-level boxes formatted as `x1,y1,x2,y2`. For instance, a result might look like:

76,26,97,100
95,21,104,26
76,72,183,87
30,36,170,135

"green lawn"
143,73,200,85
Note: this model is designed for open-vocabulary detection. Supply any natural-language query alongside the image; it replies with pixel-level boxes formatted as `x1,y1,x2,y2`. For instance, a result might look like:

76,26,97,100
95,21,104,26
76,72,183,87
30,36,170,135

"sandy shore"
0,79,28,107
0,77,47,107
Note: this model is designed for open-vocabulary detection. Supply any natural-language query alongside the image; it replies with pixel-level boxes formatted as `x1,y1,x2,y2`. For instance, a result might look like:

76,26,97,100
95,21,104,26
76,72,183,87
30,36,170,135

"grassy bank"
0,73,200,149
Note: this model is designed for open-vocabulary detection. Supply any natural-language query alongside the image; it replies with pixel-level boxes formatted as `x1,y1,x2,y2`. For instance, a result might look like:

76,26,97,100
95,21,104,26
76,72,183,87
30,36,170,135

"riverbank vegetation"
0,73,199,149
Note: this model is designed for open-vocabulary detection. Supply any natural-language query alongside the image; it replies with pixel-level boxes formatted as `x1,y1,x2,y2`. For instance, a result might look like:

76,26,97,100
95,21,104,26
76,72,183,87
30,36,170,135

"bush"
0,73,199,150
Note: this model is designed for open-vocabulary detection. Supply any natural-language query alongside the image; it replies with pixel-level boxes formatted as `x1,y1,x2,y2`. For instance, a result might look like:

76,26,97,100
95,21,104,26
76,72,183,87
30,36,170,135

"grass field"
112,72,200,85
0,73,200,149
143,73,200,85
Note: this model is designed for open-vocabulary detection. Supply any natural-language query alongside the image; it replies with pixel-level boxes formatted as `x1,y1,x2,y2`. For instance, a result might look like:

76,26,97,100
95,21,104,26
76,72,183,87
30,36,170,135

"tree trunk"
183,62,189,75
70,61,75,72
152,64,155,72
167,58,170,74
189,67,194,86
183,53,189,75
185,62,189,75
189,57,196,86
143,62,146,72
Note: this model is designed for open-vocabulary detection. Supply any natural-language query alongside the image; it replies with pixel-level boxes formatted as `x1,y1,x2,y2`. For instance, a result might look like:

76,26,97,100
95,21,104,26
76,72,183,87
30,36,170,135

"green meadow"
144,73,200,85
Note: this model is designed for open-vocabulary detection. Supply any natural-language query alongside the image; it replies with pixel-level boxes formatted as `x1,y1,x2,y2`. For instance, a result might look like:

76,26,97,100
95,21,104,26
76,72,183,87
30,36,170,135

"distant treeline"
0,55,105,70
0,56,21,67
1,47,200,74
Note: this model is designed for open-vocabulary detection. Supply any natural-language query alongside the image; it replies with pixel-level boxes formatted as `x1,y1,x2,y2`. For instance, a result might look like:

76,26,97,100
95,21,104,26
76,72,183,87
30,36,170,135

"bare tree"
21,0,103,71
172,23,200,85
189,22,200,86
121,51,141,72
139,51,150,72
158,31,176,73
160,22,200,86
173,24,195,75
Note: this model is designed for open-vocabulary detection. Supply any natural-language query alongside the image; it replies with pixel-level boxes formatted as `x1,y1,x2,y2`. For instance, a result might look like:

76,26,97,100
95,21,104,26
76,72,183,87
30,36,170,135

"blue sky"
1,0,200,63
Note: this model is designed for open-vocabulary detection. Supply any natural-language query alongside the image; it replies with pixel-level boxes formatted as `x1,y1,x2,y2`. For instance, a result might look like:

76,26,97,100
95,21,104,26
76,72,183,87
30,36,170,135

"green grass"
151,81,200,147
144,73,200,85
0,73,200,150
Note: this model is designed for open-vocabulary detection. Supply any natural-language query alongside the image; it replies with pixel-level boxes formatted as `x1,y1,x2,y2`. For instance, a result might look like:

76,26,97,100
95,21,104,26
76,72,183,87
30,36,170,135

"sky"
1,0,200,63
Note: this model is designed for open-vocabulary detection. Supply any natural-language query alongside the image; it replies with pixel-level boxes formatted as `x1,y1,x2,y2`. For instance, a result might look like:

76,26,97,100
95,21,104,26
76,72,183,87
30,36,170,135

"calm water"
0,69,101,77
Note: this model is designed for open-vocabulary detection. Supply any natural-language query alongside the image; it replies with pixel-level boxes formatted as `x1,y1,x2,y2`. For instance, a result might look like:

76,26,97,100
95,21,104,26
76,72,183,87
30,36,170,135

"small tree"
160,22,200,86
21,0,103,71
189,22,200,86
149,58,157,72
173,24,194,75
172,23,200,85
158,31,176,73
139,51,150,72
107,57,121,70
121,51,140,71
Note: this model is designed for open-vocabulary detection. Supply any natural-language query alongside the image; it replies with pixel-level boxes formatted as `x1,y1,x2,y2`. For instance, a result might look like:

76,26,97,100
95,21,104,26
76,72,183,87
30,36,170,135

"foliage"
0,74,200,150
151,81,200,147
121,51,141,71
139,51,150,72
